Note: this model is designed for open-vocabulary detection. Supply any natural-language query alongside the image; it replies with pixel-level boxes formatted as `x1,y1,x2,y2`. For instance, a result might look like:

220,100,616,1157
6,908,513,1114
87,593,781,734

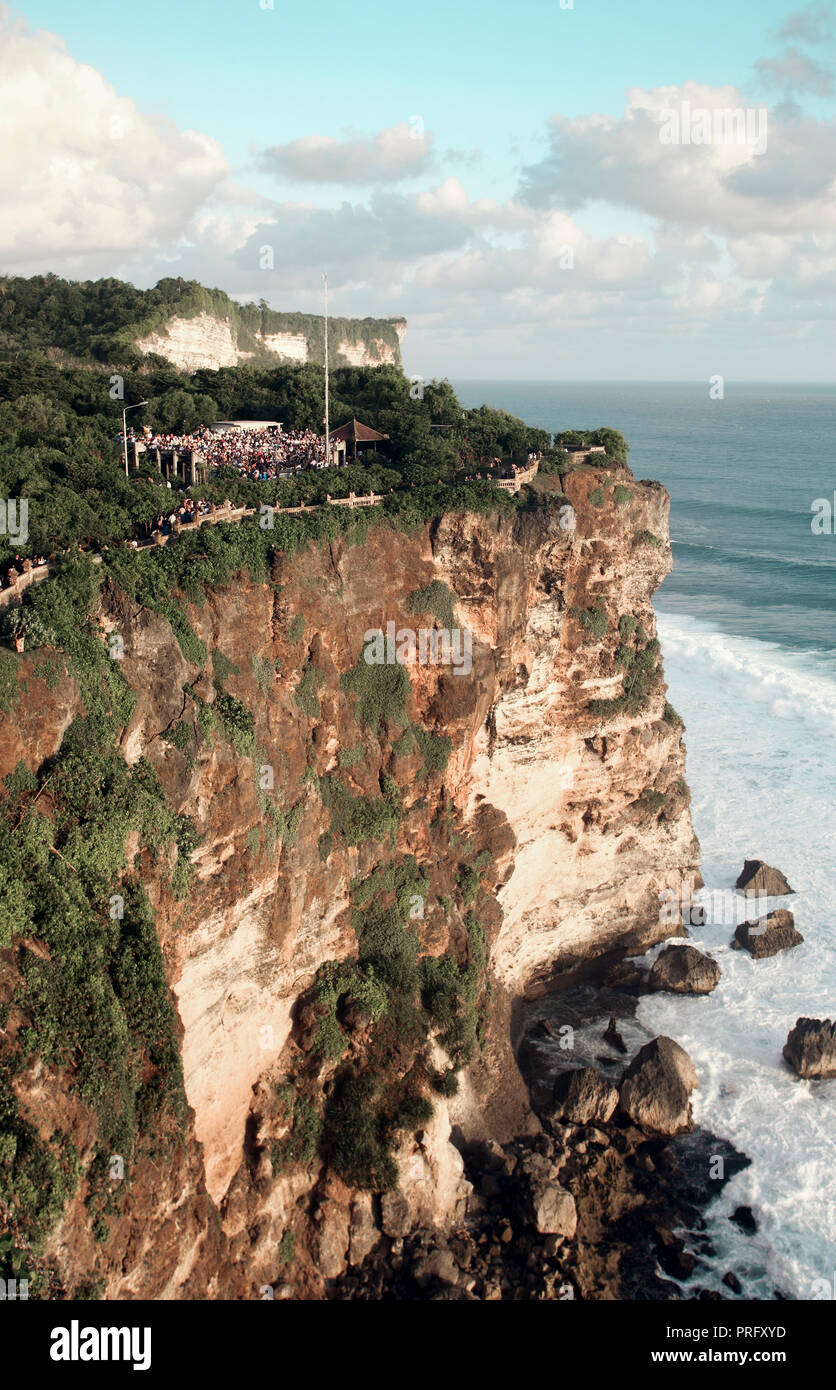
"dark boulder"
551,1066,619,1125
601,958,643,991
731,909,803,958
619,1036,698,1135
648,944,721,995
604,1016,628,1053
783,1018,836,1079
735,859,794,897
730,1205,757,1235
656,1229,697,1280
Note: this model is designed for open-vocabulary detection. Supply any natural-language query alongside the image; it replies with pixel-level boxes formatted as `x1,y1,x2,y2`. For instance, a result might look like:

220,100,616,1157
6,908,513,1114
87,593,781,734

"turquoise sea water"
454,381,836,1299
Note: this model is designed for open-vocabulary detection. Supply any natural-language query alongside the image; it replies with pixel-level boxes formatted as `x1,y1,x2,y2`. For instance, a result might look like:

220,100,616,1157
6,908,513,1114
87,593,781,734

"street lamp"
122,400,149,477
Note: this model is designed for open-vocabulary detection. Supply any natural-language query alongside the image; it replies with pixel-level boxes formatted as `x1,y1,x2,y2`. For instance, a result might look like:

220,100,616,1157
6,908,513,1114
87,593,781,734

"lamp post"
122,400,149,477
322,272,330,468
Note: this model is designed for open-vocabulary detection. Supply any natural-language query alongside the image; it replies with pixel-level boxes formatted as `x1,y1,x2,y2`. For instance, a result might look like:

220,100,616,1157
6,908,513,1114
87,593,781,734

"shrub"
408,581,456,631
433,1067,460,1097
162,721,196,767
320,777,401,847
663,701,683,728
340,654,410,733
589,486,605,508
324,1075,397,1191
252,653,278,697
212,650,239,686
314,1013,347,1061
457,865,480,906
271,1093,322,1172
571,605,608,641
338,743,365,769
394,1094,433,1132
414,726,451,774
277,1230,296,1266
635,529,662,547
288,615,305,642
0,652,19,713
215,692,255,756
354,904,420,993
613,486,634,507
293,662,325,720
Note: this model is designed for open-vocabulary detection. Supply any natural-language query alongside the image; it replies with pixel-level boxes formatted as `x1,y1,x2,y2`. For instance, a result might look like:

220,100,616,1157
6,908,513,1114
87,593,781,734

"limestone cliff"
136,311,406,373
0,464,699,1299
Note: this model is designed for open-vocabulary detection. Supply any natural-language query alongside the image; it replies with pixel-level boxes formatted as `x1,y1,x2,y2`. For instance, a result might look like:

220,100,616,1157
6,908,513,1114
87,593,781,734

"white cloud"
778,1,836,43
260,123,433,185
0,10,228,271
755,46,834,97
0,12,833,377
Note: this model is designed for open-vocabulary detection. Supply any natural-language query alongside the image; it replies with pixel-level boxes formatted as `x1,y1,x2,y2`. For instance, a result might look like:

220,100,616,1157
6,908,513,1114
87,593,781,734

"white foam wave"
658,612,836,742
642,612,836,1298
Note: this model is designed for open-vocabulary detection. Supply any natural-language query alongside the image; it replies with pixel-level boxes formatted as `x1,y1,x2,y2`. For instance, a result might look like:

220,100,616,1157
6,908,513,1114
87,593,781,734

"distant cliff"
135,308,407,373
0,273,406,371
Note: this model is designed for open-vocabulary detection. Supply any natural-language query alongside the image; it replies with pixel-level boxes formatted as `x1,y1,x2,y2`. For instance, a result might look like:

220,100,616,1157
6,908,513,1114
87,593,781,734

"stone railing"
0,561,54,610
325,491,388,509
495,459,540,494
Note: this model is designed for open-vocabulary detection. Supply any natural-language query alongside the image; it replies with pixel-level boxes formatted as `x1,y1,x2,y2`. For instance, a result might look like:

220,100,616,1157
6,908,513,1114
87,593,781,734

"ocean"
454,381,836,1300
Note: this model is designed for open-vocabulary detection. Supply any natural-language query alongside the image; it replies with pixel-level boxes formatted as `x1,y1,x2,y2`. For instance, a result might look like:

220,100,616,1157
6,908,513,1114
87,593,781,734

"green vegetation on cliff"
0,557,195,1280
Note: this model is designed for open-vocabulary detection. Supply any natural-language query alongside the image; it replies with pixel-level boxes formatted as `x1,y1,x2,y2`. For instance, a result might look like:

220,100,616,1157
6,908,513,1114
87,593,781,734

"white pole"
122,400,149,477
323,272,330,467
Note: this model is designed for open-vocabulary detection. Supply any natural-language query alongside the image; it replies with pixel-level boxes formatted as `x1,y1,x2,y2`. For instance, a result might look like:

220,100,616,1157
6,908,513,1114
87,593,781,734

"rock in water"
731,909,803,958
783,1018,836,1078
730,1205,758,1235
648,944,721,995
735,859,794,897
551,1066,619,1125
604,1016,628,1053
619,1036,698,1135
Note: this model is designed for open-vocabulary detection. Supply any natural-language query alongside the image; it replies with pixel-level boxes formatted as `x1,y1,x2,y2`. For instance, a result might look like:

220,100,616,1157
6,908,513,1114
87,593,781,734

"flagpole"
323,272,330,467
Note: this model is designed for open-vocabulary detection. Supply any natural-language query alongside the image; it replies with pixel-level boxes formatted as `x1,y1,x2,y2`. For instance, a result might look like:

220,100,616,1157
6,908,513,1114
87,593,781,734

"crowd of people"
125,425,331,481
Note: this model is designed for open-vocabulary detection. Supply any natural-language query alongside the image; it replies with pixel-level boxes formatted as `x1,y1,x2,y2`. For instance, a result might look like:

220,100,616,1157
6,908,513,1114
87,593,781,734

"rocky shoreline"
330,965,757,1302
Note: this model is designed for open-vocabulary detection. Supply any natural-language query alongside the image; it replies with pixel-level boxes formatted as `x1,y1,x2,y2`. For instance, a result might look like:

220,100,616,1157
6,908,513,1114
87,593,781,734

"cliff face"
136,313,407,372
0,465,699,1299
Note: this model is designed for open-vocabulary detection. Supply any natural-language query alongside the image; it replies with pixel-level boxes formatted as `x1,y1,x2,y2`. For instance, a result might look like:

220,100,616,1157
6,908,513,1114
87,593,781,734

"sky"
2,0,836,379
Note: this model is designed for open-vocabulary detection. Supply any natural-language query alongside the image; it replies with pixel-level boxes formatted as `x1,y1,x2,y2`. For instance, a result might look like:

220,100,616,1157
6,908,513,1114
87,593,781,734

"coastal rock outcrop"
551,1067,619,1125
783,1018,836,1079
735,859,794,897
648,944,720,995
731,909,803,958
619,1036,698,1135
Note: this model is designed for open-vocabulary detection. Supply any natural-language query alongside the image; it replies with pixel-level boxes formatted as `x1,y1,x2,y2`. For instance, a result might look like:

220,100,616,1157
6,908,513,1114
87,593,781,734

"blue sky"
3,0,836,378
16,0,810,197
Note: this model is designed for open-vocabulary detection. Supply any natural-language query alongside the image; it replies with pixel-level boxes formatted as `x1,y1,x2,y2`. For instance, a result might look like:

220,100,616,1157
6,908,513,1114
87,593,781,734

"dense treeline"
0,274,403,367
0,353,564,565
0,275,629,568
